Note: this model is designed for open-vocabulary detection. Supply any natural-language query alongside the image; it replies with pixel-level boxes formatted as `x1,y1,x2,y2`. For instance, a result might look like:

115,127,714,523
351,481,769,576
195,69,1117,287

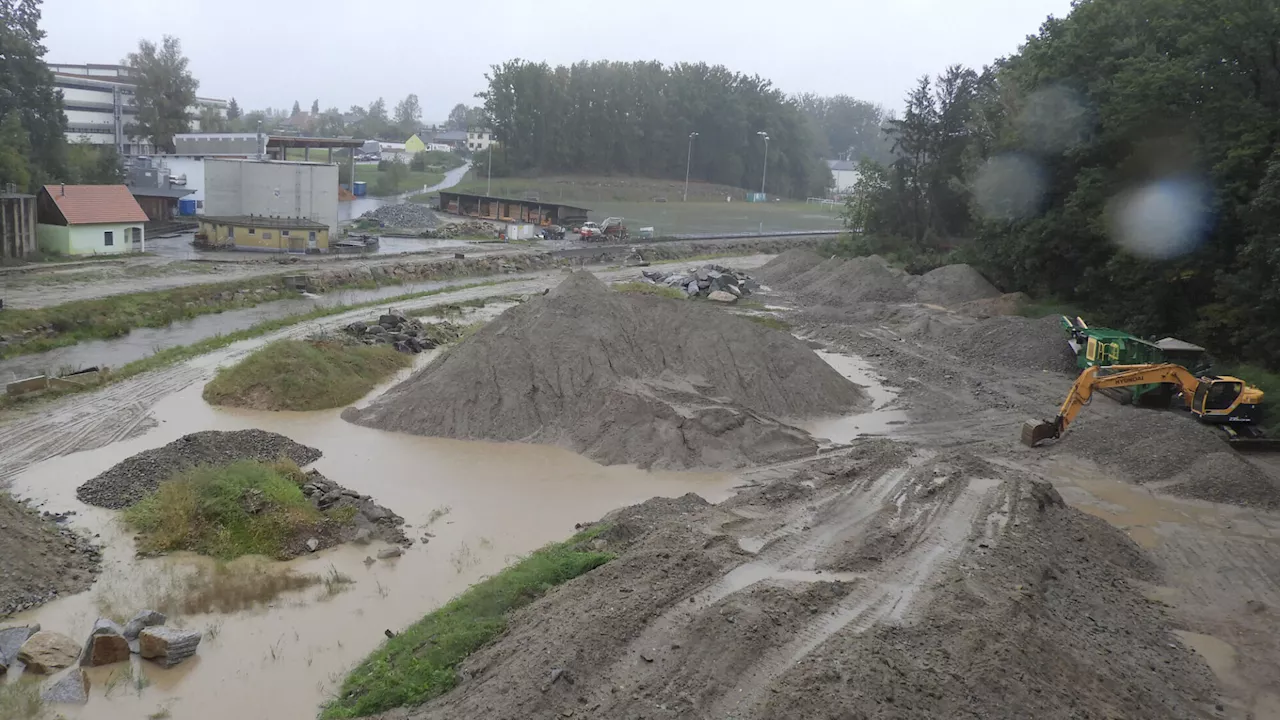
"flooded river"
4,360,734,720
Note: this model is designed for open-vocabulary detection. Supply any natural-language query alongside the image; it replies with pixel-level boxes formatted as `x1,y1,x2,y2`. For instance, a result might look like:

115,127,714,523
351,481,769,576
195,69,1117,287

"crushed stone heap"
344,271,870,469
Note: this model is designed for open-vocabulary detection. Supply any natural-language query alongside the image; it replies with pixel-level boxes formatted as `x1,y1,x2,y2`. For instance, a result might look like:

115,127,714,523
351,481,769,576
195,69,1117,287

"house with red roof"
36,184,150,255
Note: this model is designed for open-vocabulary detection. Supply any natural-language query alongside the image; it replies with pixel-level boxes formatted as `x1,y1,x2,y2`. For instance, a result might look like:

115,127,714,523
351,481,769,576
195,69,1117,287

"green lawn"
284,148,337,162
355,166,445,196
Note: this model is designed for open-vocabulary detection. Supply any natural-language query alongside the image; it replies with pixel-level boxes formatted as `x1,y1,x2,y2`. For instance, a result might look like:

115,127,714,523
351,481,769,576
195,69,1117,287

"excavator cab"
1190,376,1263,424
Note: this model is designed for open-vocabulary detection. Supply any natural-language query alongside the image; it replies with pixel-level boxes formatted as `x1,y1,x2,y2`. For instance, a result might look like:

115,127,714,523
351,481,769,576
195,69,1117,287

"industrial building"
203,158,340,236
0,189,38,261
49,63,228,155
36,185,148,255
436,191,589,226
197,215,329,253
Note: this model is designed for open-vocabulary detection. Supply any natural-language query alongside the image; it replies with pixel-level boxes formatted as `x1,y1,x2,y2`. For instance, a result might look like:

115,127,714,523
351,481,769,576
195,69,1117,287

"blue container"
178,198,197,216
352,181,367,197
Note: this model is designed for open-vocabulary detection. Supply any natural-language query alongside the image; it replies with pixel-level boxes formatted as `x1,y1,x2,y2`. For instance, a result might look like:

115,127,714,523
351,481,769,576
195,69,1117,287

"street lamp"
757,131,769,199
683,132,699,202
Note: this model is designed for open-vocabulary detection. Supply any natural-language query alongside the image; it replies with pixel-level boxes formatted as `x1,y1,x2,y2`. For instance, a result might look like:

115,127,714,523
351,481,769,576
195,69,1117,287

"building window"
196,200,204,209
103,230,114,246
263,231,273,240
282,230,290,237
248,227,256,235
228,226,235,238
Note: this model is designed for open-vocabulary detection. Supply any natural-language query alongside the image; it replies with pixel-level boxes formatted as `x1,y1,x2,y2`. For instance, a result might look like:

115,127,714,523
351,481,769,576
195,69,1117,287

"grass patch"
354,166,444,196
123,459,323,560
0,682,45,719
0,279,511,414
321,527,614,718
202,339,412,411
612,282,686,300
742,314,791,331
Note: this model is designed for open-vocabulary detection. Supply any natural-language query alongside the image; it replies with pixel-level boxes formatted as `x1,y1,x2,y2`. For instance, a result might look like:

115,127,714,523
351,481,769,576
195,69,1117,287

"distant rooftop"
827,159,858,172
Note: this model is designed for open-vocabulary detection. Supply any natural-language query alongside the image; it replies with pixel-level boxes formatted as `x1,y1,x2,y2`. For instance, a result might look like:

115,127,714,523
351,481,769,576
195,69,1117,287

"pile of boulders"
343,313,463,354
360,204,440,229
298,469,410,548
420,220,500,239
640,264,761,302
0,612,200,705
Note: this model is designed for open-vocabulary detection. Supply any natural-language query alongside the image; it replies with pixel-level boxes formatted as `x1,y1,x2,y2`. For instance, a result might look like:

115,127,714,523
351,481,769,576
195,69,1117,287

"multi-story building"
48,63,229,155
466,128,493,152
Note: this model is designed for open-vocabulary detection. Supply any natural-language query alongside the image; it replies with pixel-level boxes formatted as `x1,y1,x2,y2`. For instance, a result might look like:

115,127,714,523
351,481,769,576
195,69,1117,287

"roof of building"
128,186,196,199
199,215,329,230
437,190,591,213
827,159,859,172
433,130,468,142
266,135,363,149
42,185,149,224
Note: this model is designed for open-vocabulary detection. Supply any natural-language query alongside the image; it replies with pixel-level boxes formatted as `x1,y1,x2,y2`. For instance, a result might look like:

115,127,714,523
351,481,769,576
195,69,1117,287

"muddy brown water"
3,362,734,719
794,350,910,444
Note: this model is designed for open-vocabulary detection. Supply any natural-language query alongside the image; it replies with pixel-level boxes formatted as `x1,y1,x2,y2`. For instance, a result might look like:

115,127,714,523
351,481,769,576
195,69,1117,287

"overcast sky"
41,0,1074,121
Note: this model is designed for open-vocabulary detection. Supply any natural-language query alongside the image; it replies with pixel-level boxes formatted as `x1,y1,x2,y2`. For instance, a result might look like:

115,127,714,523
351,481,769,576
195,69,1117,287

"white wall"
164,157,208,210
205,159,339,234
832,169,860,193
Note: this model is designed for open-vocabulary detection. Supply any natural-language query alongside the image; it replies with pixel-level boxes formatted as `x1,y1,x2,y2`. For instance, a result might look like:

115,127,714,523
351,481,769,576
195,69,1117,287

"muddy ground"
2,249,1279,718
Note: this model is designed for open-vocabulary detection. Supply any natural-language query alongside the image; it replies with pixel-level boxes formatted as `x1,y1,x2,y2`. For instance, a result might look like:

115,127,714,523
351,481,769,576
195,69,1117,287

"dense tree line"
796,94,895,165
478,60,831,198
0,0,65,189
845,0,1280,369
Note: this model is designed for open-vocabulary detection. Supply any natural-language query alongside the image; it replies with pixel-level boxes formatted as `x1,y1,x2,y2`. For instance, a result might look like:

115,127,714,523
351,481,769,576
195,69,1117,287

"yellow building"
197,215,330,254
404,134,427,154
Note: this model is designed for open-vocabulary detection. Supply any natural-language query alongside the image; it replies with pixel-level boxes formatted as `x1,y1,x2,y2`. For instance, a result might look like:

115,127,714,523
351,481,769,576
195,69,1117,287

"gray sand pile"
910,263,1001,306
941,314,1075,373
344,271,870,470
1,493,101,616
959,291,1031,318
803,255,915,305
755,248,825,285
1165,452,1280,510
779,255,846,291
77,430,322,509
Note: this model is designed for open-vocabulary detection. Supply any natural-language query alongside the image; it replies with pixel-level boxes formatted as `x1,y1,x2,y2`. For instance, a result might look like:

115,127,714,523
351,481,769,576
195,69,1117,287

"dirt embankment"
345,271,869,470
0,493,101,617
389,441,1219,720
759,249,1004,309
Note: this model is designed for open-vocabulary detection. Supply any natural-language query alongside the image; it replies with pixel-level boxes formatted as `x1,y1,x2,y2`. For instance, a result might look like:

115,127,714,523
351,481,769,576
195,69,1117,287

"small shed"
197,215,330,254
129,185,196,222
37,185,149,255
1,189,38,260
437,191,589,227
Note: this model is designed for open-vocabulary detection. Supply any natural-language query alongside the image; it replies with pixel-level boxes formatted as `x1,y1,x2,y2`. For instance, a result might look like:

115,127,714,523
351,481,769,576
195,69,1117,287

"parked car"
541,225,566,241
578,221,602,239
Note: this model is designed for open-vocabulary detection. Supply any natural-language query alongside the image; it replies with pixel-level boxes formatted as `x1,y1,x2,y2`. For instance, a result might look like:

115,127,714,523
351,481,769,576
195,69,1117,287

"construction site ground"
1,250,1277,719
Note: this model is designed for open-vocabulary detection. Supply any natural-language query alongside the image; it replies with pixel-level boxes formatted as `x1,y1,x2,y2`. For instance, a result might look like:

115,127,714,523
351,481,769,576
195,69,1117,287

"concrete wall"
204,159,339,234
165,157,208,210
831,168,860,193
198,218,328,253
38,222,144,255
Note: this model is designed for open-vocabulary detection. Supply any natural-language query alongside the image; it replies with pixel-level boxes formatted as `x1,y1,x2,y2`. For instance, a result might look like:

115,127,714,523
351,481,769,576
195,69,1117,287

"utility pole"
757,131,769,199
486,132,493,197
683,132,699,202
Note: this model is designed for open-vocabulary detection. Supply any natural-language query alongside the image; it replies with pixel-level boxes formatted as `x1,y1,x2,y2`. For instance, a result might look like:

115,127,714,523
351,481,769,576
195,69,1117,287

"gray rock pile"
76,430,323,509
298,469,410,548
139,626,202,668
41,667,90,704
639,264,760,300
80,618,130,667
0,493,102,617
421,220,499,239
16,631,80,673
343,313,463,354
360,203,440,228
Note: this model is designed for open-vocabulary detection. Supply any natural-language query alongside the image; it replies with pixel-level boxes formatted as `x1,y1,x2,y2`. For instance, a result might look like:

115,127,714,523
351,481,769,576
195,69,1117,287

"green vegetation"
355,163,444,196
742,314,791,332
124,459,326,560
322,527,613,718
612,282,686,300
0,681,44,720
410,150,464,172
284,148,335,162
202,339,412,411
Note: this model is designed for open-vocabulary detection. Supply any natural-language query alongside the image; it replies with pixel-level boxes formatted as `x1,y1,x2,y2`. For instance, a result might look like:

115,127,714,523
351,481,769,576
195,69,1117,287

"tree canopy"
125,35,198,153
796,94,895,165
0,0,64,189
479,60,830,197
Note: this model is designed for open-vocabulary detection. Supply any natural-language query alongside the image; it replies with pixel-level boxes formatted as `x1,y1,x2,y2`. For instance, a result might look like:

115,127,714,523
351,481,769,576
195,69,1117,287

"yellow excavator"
1021,364,1275,449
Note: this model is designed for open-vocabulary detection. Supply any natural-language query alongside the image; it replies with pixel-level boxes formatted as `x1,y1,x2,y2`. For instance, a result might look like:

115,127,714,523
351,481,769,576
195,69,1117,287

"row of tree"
843,0,1280,369
478,60,832,198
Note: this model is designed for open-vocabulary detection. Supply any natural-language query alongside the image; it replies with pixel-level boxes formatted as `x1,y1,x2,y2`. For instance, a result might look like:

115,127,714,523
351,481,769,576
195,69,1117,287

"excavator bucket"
1021,419,1060,447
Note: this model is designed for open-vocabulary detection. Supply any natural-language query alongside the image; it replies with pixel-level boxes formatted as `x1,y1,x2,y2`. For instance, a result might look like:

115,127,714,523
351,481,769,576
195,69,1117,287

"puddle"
793,351,910,444
0,275,536,384
4,379,735,719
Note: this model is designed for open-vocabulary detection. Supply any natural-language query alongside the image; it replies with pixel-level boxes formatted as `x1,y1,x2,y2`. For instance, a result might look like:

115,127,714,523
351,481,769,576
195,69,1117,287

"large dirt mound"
0,493,101,616
804,255,916,305
755,248,826,285
940,314,1076,373
767,254,1001,310
77,430,322,509
345,272,870,469
910,263,1001,306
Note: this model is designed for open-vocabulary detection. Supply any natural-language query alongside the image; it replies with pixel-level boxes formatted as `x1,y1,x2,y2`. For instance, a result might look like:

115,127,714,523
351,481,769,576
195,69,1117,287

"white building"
827,159,861,194
48,63,228,155
467,129,493,152
203,159,339,235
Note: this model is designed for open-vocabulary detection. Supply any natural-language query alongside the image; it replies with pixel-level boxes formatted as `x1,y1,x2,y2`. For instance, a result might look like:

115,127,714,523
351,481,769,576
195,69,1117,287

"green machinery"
1061,316,1210,406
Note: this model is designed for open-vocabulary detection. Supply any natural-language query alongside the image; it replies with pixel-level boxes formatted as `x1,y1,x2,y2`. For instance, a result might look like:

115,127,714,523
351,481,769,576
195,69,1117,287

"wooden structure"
1,190,38,260
198,215,331,254
437,191,590,227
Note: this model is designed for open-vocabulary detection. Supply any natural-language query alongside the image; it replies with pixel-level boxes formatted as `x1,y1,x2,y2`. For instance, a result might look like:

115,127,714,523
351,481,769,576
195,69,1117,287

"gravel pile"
421,220,499,239
360,204,440,229
756,248,826,285
958,291,1031,318
1164,452,1280,510
1059,411,1226,483
76,430,323,509
941,314,1075,373
639,264,759,299
0,494,101,616
343,313,462,354
803,255,915,305
345,271,870,470
910,264,1001,306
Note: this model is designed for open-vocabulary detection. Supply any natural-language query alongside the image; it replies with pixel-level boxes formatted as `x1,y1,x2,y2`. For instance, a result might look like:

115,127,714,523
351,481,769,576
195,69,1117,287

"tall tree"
0,111,32,191
310,99,319,116
316,107,345,137
65,142,122,184
125,35,197,153
367,98,388,122
226,97,241,120
291,100,301,117
0,0,65,188
394,93,421,130
197,105,227,133
446,103,469,131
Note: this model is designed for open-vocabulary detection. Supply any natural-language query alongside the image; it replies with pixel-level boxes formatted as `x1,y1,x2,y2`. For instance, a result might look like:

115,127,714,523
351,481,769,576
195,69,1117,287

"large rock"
17,631,81,673
81,618,130,667
707,290,737,303
41,667,90,704
138,627,201,668
122,609,166,641
0,624,40,672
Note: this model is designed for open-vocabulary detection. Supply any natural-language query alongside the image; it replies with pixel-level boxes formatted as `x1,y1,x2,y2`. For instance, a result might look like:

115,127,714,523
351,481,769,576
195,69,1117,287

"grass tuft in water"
321,526,613,718
0,682,45,719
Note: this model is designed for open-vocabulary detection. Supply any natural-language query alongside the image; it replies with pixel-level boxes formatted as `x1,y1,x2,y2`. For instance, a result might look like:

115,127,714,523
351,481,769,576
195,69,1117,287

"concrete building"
432,130,467,150
36,185,148,255
197,215,329,253
467,129,493,152
48,62,228,155
405,134,428,154
0,190,38,261
203,159,339,235
827,159,861,194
